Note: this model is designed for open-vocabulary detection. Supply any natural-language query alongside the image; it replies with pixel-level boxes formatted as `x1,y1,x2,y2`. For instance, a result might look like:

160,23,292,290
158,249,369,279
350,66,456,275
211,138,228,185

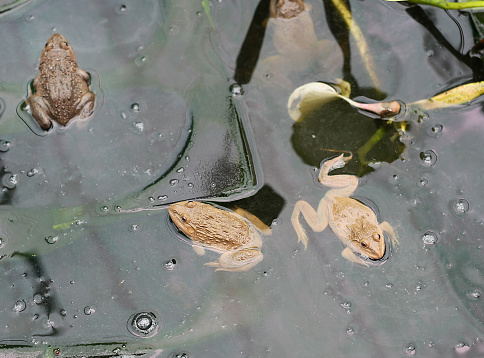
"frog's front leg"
28,95,53,130
341,247,369,267
291,197,329,249
205,248,263,272
319,154,358,198
380,221,399,246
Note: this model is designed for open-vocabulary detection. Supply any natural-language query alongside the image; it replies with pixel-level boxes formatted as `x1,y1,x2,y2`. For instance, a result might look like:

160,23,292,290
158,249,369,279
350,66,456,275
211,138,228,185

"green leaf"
202,0,215,29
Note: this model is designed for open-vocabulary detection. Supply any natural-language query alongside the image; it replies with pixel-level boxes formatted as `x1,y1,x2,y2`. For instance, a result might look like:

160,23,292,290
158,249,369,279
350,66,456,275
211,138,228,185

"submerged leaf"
386,0,484,10
202,0,215,28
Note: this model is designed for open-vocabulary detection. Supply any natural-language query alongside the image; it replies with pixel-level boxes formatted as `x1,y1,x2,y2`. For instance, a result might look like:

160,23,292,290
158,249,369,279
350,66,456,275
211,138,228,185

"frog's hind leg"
341,247,369,267
319,154,358,197
205,249,263,272
28,95,53,130
76,92,95,119
380,221,399,246
291,198,329,249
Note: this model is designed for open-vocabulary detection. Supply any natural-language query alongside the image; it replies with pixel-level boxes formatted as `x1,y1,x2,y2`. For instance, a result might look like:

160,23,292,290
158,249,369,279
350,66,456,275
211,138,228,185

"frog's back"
190,204,253,252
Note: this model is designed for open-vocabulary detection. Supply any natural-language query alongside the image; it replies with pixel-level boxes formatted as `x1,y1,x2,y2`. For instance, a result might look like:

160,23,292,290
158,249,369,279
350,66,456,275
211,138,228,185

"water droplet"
176,167,184,173
84,305,96,315
130,103,140,112
135,55,148,66
129,224,140,232
340,301,351,309
422,231,438,245
452,198,469,215
13,300,26,312
33,293,43,304
171,353,190,358
403,342,416,355
428,124,443,137
0,238,4,248
60,309,67,316
162,258,178,271
418,150,437,167
170,179,178,186
115,4,128,14
25,14,35,22
229,83,244,96
26,168,39,177
0,140,11,152
158,195,167,201
271,218,281,226
2,173,17,189
127,312,159,338
346,327,354,335
45,236,59,245
148,197,155,203
187,183,194,188
426,49,434,57
133,121,144,132
100,206,109,212
468,289,482,299
417,177,428,187
385,283,393,288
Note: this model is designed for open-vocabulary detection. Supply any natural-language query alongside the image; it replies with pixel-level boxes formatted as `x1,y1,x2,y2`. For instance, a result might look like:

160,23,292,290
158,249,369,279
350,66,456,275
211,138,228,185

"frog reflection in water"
292,154,398,266
169,201,270,272
28,33,95,130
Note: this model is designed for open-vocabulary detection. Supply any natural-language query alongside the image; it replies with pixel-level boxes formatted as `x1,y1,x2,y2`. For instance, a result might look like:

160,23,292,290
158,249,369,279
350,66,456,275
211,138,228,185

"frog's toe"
77,92,95,119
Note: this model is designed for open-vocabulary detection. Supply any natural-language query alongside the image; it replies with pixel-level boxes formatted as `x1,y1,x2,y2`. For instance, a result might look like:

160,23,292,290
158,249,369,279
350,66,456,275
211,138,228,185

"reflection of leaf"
202,0,215,28
387,0,484,10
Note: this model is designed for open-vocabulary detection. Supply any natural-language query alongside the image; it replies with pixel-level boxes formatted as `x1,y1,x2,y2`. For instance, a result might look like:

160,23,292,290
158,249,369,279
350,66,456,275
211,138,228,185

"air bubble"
426,49,434,57
417,177,428,187
133,121,144,132
149,197,155,203
170,179,178,186
0,238,4,248
135,55,148,66
84,305,96,315
129,224,139,232
171,352,190,358
33,293,43,304
229,83,244,96
162,258,178,271
2,173,17,189
130,103,140,112
25,14,35,22
100,206,109,212
468,289,482,299
0,140,11,152
187,183,194,188
455,341,470,354
272,218,281,226
127,312,160,338
13,300,26,312
417,113,429,123
403,343,416,355
26,168,39,177
340,301,351,309
418,150,437,167
45,236,59,245
422,231,438,245
428,124,443,137
53,348,60,356
176,167,184,173
158,195,167,201
346,327,354,335
452,198,469,215
115,4,128,14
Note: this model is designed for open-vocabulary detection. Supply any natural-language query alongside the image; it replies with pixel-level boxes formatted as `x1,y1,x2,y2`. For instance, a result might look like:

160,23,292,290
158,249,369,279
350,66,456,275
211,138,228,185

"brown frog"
28,34,95,130
169,201,267,272
291,154,398,266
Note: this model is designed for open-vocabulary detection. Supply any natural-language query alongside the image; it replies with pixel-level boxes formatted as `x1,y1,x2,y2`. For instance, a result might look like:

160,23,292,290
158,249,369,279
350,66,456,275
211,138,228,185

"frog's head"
41,34,76,62
168,201,198,238
270,0,305,19
348,224,386,260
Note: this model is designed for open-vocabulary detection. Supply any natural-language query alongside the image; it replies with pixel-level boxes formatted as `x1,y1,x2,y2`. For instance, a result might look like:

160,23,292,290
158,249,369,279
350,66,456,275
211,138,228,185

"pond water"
0,0,483,357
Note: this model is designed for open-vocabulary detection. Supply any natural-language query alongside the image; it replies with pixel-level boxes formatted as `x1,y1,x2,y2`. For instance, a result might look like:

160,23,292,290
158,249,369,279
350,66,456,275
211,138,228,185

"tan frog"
28,34,95,130
169,201,266,272
291,154,398,266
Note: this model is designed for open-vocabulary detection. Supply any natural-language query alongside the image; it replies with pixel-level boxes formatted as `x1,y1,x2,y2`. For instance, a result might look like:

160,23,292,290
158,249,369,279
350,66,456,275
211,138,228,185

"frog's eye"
372,233,381,241
60,41,69,49
360,239,370,248
181,214,190,223
45,42,54,49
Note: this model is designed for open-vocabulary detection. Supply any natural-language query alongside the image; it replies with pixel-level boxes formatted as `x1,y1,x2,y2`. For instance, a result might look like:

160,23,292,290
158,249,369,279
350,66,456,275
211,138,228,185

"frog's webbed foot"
319,154,358,196
205,249,263,272
28,95,53,130
76,92,95,119
380,221,399,246
291,199,329,249
341,247,369,267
